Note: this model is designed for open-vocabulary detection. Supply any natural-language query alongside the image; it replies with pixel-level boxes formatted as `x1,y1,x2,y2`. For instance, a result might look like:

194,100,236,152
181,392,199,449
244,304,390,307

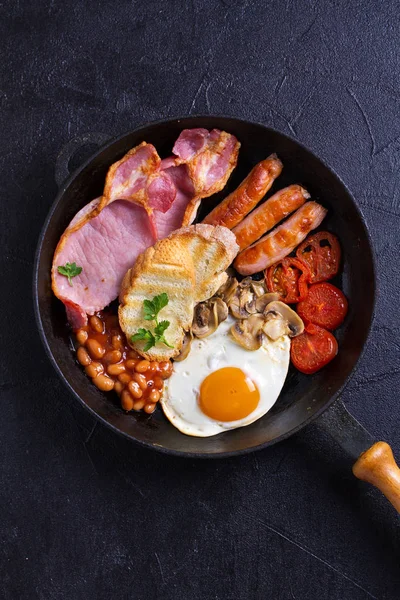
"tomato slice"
297,282,348,330
266,258,311,303
291,323,338,374
296,231,341,283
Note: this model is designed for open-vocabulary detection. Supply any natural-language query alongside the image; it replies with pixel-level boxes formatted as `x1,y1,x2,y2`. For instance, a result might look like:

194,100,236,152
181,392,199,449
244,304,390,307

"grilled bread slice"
119,225,239,361
119,237,196,360
168,224,239,302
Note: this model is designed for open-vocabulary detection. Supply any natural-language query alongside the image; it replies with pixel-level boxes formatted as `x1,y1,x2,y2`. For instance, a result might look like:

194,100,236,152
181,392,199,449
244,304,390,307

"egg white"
161,316,290,437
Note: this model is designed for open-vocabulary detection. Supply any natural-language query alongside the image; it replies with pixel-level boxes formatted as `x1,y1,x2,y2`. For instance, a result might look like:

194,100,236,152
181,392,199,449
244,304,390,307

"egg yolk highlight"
199,367,260,422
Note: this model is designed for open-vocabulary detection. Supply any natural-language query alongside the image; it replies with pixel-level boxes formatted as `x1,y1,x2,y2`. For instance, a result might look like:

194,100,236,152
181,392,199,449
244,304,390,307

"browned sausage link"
202,154,283,229
232,185,309,251
234,202,328,276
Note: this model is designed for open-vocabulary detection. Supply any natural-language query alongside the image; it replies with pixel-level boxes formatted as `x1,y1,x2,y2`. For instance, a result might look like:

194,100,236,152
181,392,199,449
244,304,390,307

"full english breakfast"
52,128,348,436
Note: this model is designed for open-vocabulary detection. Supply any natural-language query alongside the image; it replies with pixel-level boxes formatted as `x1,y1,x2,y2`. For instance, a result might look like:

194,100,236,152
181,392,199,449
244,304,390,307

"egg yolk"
199,367,260,422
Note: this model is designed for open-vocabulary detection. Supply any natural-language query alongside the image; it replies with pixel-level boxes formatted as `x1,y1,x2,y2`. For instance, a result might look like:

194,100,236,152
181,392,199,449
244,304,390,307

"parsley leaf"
154,320,170,337
57,262,83,286
131,328,156,352
154,320,174,348
131,294,173,351
143,293,169,321
143,299,156,321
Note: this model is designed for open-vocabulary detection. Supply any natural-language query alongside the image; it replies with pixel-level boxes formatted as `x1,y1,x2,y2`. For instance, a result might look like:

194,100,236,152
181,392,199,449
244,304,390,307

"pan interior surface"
34,117,376,456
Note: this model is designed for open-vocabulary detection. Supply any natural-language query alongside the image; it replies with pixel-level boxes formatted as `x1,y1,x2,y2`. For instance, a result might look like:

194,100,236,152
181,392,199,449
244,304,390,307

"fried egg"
161,316,290,437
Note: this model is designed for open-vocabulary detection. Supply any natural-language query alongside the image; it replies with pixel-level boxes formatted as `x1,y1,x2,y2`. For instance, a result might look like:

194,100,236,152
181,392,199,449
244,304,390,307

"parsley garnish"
131,328,156,352
143,292,169,321
57,262,82,286
131,293,174,351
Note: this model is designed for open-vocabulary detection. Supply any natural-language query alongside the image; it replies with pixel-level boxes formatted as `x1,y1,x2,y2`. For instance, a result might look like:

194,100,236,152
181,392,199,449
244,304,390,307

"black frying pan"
33,116,400,511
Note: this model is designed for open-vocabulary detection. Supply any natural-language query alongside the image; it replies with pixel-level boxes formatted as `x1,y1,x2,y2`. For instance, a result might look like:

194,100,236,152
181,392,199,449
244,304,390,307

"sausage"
202,154,283,229
232,184,310,251
233,202,328,275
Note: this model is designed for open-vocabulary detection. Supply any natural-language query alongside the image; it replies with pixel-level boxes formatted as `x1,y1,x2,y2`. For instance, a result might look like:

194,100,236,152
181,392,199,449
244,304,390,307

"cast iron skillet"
33,116,400,510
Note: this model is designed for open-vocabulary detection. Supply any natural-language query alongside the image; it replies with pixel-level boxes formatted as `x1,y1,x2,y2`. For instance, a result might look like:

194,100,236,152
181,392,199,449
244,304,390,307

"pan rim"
33,114,377,459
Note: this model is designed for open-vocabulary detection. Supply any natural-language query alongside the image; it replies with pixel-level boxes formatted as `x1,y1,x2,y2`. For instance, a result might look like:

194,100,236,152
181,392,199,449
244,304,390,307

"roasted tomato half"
266,257,311,304
296,231,341,283
297,282,348,331
291,322,338,374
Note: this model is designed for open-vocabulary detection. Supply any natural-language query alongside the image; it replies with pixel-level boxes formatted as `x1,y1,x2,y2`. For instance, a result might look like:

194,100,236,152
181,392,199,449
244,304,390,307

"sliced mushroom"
263,301,304,340
212,297,229,323
230,314,265,350
262,319,288,341
192,303,214,338
240,288,254,312
250,280,266,298
239,277,253,288
229,280,254,318
174,331,193,362
255,292,280,313
244,295,258,314
229,292,249,319
228,276,269,318
192,298,228,339
216,275,238,304
238,277,266,297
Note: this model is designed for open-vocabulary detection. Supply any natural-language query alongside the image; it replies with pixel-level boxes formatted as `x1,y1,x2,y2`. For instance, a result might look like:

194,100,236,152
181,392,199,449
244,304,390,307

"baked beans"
121,389,134,411
85,361,104,378
132,372,147,391
89,315,104,334
128,381,143,399
149,389,160,403
76,329,88,345
77,346,91,366
135,360,150,373
86,338,105,360
93,373,115,392
107,363,126,376
74,311,173,414
104,350,122,364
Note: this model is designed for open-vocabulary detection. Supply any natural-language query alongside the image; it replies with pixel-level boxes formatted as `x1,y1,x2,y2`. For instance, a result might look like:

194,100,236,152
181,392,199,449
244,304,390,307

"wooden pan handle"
353,442,400,512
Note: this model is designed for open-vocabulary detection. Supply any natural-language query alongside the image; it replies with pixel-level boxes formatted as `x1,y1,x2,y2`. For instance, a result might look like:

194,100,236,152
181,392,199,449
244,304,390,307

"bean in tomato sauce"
74,311,173,414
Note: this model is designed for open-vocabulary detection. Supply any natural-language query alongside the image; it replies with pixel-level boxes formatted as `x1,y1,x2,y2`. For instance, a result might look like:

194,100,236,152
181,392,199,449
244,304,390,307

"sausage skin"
202,154,283,229
232,184,310,251
234,201,327,275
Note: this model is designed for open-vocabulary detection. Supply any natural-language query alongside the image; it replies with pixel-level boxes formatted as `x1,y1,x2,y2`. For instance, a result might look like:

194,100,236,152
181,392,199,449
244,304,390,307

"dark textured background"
1,1,399,599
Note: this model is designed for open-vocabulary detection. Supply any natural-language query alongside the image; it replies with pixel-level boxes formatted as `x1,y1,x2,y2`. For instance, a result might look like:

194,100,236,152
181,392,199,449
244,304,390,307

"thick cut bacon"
232,184,310,251
153,129,240,236
153,164,195,239
174,129,240,198
172,128,210,161
203,154,283,229
103,142,176,213
52,199,155,328
234,201,327,275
